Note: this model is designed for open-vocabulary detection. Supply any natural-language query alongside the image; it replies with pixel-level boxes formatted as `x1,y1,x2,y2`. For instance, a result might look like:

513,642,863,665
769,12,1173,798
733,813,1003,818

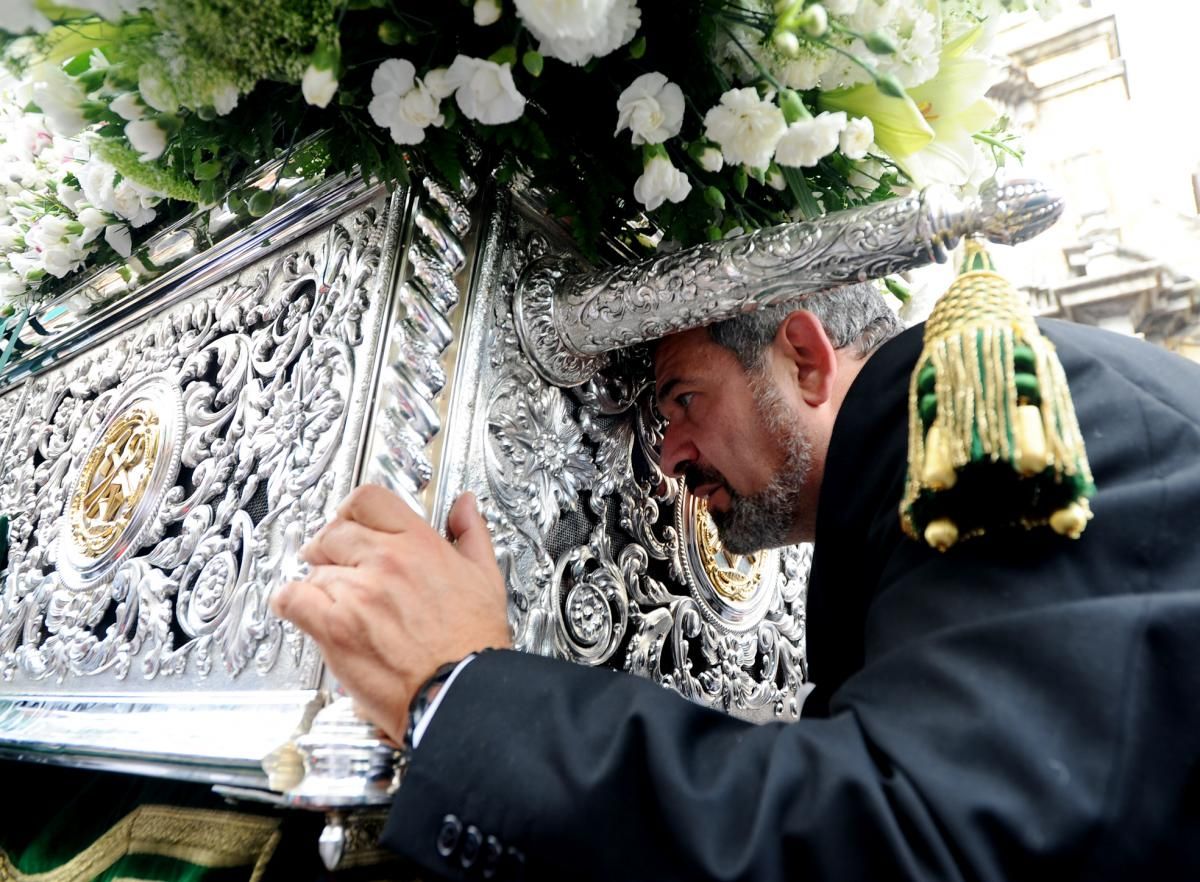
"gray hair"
706,281,903,371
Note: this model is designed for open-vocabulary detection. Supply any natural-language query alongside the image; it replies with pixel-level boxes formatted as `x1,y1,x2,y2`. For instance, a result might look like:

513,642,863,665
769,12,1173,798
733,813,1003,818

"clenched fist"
270,485,512,744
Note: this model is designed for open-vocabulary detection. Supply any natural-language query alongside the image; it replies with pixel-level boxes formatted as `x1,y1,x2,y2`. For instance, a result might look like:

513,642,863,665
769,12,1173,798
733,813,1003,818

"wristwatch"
403,659,463,753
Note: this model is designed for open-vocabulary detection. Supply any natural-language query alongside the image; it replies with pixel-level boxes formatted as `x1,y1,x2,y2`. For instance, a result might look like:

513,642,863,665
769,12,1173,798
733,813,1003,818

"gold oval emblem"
69,407,161,558
693,497,764,603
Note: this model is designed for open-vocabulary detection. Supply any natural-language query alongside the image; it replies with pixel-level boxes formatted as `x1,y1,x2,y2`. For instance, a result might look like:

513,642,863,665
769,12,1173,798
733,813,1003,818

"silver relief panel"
0,179,438,786
0,198,405,692
444,187,812,723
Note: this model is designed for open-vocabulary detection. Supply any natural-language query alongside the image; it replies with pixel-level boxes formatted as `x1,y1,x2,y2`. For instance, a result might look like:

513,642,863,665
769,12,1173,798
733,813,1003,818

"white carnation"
26,215,86,279
514,0,609,38
40,241,85,278
424,68,457,100
56,184,84,212
110,92,145,121
838,116,873,160
703,88,786,170
111,180,157,228
775,111,846,168
8,252,43,281
301,65,338,108
2,0,52,33
0,270,25,302
104,223,132,257
77,206,109,243
30,65,87,137
633,155,691,211
368,59,444,145
445,55,526,125
71,0,148,21
125,119,167,161
25,214,72,250
615,72,684,145
516,0,641,66
824,0,858,12
698,146,723,173
138,66,179,114
78,160,117,214
474,0,502,25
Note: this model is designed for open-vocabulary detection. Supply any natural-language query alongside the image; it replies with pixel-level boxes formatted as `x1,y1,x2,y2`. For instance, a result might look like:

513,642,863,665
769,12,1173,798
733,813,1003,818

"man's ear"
776,310,837,406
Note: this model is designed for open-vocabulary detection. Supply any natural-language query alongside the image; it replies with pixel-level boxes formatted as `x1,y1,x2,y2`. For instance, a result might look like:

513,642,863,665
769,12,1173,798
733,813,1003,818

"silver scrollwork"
515,177,1064,385
471,189,813,723
0,199,395,688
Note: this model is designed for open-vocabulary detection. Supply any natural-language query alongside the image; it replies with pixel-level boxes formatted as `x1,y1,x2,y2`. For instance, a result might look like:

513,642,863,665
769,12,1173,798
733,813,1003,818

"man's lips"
683,465,731,509
692,483,731,512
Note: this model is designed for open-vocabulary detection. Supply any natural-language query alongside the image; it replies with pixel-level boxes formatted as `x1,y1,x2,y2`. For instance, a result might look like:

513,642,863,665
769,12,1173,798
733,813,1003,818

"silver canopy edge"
514,177,1063,386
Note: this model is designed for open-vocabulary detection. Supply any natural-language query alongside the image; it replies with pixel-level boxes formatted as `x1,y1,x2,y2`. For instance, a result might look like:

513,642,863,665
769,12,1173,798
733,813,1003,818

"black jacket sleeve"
382,321,1200,882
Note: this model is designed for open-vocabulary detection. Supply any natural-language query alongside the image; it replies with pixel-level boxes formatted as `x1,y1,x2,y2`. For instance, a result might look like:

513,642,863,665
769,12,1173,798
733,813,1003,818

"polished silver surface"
315,810,392,871
285,696,401,808
515,177,1064,385
0,690,321,786
0,155,379,393
0,155,818,806
283,158,482,806
0,172,410,787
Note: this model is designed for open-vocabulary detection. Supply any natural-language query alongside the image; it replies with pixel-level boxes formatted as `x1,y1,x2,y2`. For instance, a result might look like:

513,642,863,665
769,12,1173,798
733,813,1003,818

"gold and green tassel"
900,238,1095,551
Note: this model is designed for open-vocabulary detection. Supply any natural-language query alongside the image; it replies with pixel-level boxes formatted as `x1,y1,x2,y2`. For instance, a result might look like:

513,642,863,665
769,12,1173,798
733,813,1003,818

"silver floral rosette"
0,146,1060,845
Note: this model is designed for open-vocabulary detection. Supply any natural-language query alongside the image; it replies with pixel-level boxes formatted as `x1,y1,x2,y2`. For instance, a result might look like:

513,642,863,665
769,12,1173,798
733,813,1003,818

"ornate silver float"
0,152,1061,866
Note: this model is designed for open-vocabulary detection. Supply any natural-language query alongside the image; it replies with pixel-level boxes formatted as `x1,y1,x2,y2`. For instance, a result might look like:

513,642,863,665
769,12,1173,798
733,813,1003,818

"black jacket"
383,320,1200,881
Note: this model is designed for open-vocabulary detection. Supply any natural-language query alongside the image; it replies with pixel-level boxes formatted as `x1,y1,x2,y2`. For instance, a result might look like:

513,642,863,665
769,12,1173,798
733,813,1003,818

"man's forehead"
653,327,717,381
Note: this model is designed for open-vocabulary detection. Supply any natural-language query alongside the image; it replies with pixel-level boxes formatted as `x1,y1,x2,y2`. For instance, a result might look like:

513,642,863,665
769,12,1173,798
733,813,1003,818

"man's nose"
659,423,698,479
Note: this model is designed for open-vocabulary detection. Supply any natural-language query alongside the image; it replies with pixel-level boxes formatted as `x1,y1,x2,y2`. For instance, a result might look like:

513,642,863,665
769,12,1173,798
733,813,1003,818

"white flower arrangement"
615,73,684,146
0,0,1062,308
704,88,787,171
368,59,445,145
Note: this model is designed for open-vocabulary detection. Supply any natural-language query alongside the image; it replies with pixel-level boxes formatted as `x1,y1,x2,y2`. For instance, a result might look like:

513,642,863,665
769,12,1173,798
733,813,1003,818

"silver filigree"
464,191,813,722
515,178,1064,384
0,200,394,687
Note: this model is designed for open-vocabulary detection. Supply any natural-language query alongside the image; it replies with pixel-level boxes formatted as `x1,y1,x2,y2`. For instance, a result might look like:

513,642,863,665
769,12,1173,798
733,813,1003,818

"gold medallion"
69,406,162,558
693,497,764,603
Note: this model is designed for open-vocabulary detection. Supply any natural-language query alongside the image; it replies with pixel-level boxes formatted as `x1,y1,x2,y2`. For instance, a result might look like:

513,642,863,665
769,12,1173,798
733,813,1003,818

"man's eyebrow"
655,377,681,407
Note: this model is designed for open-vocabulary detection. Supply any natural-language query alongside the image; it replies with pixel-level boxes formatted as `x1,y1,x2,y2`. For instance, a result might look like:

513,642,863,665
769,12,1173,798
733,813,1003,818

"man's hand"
270,485,512,744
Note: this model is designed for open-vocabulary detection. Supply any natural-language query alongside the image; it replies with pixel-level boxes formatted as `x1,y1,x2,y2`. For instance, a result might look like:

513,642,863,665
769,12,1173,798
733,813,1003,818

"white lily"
820,26,1004,186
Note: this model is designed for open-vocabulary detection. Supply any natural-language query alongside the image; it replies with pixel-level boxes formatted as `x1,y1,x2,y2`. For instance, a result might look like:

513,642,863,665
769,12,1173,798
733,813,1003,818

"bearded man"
273,282,1200,881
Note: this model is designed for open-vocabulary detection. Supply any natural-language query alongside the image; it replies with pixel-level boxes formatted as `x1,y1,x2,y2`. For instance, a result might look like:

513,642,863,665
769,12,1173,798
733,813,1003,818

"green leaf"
781,167,821,219
865,31,898,54
63,52,92,76
779,89,810,124
884,275,911,303
733,166,748,197
628,35,646,59
247,190,276,217
522,50,544,77
378,20,405,46
489,44,518,66
194,159,223,181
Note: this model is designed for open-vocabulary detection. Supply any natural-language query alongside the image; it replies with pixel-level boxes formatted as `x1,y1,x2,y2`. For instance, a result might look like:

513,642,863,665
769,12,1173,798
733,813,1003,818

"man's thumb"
448,492,498,570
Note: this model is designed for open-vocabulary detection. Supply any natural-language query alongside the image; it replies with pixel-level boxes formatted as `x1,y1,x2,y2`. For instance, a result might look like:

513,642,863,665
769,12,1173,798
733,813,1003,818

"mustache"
683,464,729,495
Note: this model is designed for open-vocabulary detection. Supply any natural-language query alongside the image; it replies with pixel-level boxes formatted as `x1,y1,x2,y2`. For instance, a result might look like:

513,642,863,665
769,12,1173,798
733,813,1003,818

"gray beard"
711,377,813,555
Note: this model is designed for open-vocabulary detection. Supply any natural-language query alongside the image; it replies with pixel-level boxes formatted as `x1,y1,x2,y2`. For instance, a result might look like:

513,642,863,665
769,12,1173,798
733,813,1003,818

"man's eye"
675,392,694,410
